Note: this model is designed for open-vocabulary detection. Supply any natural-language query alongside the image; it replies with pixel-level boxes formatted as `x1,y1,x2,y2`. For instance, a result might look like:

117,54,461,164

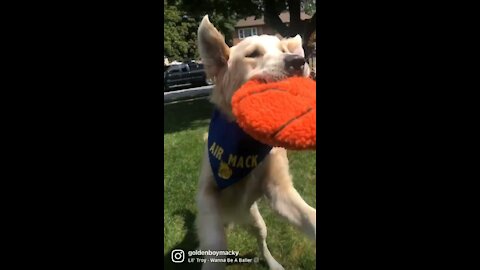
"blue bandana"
208,109,273,190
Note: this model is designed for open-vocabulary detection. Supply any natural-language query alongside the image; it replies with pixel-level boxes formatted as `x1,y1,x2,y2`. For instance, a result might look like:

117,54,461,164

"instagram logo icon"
171,249,185,263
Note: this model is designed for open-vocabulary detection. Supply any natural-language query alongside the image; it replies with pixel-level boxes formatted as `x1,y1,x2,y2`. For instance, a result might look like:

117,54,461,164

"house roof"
235,11,312,28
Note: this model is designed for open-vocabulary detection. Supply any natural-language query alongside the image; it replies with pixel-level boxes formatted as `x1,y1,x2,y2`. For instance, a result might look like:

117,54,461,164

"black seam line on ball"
270,107,313,139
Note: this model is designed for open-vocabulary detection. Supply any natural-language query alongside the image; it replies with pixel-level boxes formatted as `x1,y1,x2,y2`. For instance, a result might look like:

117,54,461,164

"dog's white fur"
196,16,315,270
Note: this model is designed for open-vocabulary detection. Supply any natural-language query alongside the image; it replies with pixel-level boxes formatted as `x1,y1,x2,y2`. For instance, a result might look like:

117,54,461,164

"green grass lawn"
164,97,316,269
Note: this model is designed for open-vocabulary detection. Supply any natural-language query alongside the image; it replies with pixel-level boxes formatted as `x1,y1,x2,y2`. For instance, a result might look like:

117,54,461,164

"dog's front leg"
196,187,227,270
266,184,316,243
262,150,316,243
247,202,285,270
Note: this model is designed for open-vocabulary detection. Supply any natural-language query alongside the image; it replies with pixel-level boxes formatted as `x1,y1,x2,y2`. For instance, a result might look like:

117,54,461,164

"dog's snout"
284,54,306,73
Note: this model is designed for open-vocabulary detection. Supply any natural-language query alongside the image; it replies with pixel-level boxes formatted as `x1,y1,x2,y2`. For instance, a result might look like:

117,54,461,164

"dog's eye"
246,50,263,58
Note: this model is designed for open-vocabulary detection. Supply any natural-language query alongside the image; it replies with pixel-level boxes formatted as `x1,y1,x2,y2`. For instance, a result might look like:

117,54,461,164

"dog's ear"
198,15,230,78
285,35,305,58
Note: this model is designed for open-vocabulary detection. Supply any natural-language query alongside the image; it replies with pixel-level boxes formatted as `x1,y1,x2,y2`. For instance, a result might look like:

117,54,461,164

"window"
190,63,203,71
238,27,258,39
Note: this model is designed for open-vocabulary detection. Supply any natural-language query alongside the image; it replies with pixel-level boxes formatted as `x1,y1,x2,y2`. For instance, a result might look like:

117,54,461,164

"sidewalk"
164,85,213,103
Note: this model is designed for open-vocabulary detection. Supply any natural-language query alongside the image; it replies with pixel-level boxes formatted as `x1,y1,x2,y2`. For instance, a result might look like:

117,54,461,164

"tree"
164,0,200,60
262,0,316,55
173,0,316,55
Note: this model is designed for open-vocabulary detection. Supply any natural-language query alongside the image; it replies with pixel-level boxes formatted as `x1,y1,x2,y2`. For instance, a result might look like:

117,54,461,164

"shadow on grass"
164,98,214,134
164,209,202,270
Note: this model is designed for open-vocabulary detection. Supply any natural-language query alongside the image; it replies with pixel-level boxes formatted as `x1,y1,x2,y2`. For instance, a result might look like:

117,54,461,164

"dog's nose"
284,54,306,74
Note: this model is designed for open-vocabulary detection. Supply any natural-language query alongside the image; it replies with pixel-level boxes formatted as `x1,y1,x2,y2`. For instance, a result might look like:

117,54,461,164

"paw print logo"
218,161,232,179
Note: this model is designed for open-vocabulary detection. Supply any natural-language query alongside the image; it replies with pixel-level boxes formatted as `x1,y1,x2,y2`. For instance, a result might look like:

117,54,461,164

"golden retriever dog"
196,15,315,270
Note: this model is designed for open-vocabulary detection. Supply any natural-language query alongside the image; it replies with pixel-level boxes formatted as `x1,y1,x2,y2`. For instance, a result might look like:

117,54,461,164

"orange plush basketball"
231,76,316,150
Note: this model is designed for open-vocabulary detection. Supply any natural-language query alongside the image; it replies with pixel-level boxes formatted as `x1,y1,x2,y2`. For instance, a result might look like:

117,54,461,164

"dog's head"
198,15,310,120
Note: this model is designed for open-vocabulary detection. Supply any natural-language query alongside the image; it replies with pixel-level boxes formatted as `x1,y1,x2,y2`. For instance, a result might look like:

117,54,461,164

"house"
233,11,312,45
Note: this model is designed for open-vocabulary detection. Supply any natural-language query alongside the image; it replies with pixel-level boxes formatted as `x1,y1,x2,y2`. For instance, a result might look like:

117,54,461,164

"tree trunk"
287,0,302,37
264,0,289,37
263,0,316,56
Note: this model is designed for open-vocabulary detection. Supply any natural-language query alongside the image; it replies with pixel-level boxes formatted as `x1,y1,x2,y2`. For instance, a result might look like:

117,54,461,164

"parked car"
164,62,212,91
